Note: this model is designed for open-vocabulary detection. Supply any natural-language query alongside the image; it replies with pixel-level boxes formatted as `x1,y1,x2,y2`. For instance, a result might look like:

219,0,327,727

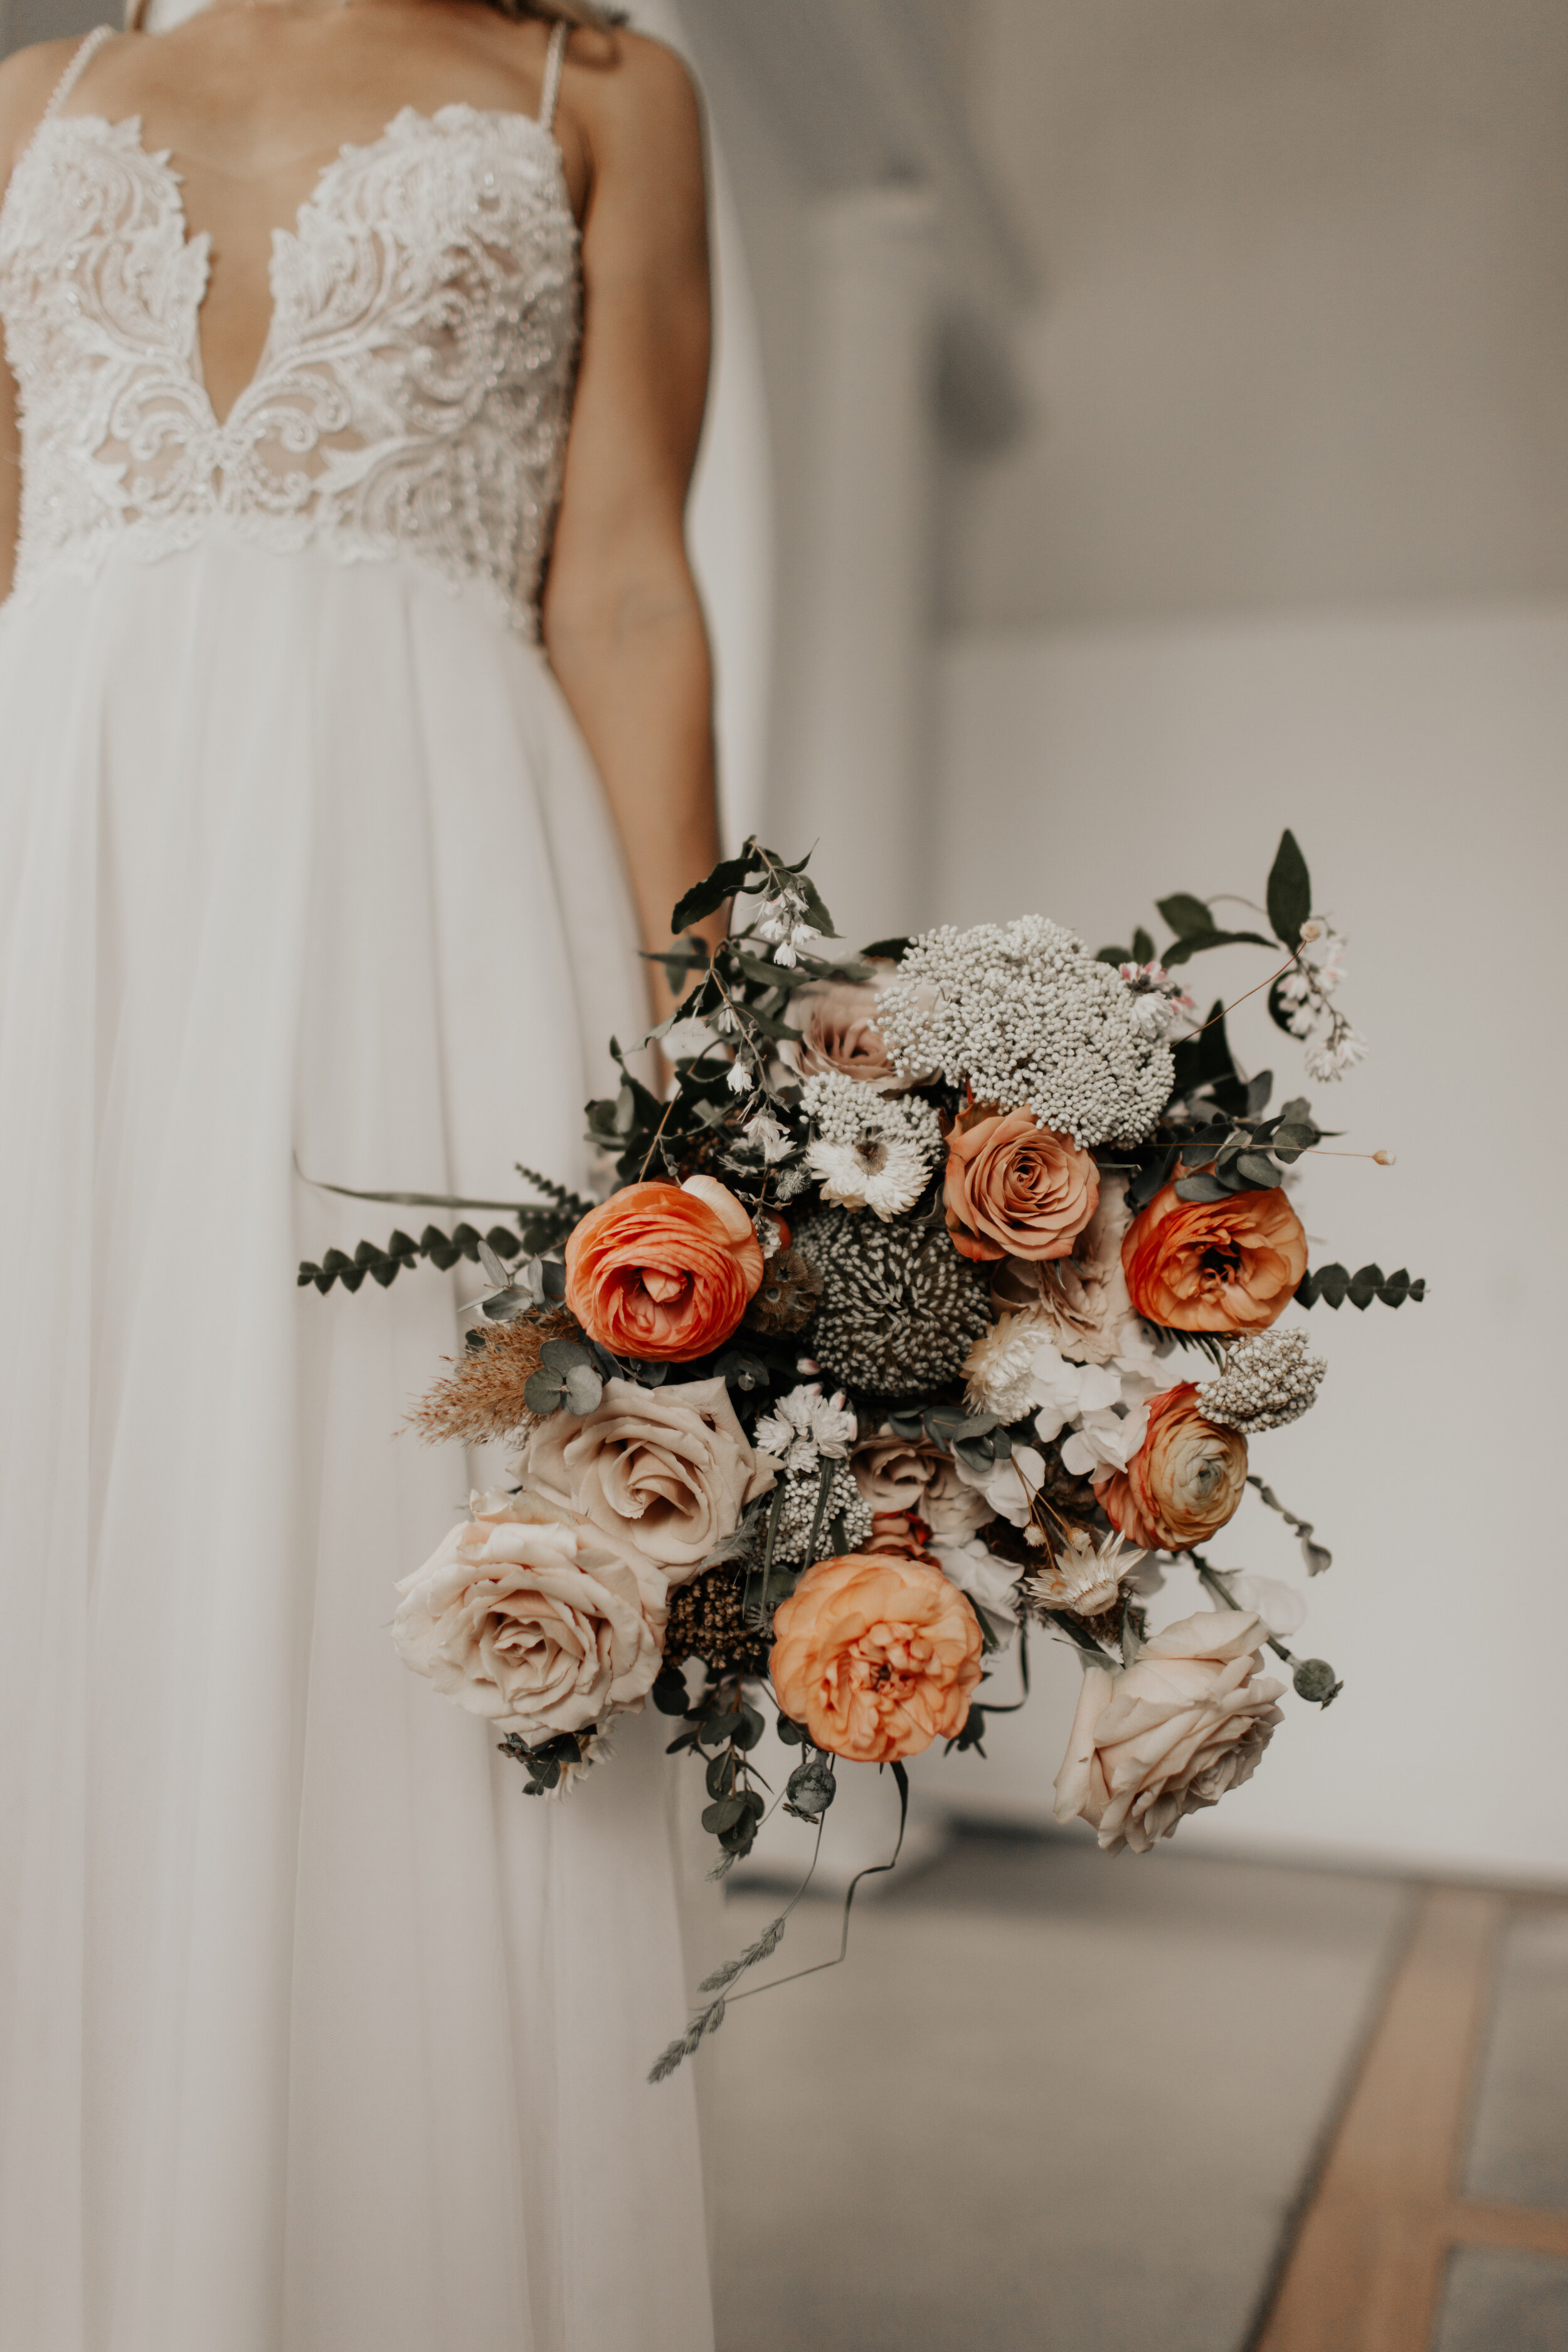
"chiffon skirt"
0,539,714,2352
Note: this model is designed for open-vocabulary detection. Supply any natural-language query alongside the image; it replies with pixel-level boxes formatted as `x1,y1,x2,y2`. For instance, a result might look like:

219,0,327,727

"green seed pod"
1293,1658,1342,1707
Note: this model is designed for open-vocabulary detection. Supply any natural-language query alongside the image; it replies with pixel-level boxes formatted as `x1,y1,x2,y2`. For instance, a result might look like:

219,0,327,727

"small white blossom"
951,1441,1047,1528
742,1111,796,1165
1118,961,1195,1044
753,1381,857,1475
1277,921,1366,1079
1305,1018,1368,1081
1218,1571,1308,1638
726,1061,755,1095
934,1540,1022,1644
753,890,822,967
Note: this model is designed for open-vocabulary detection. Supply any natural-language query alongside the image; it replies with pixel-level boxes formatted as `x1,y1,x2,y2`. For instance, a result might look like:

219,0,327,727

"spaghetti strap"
538,18,569,133
40,24,114,125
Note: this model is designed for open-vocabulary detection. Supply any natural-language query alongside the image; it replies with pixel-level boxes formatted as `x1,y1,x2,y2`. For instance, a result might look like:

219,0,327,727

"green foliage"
298,1220,524,1295
1295,1262,1426,1310
497,1729,588,1796
1266,829,1313,950
884,1402,1013,1470
522,1338,603,1419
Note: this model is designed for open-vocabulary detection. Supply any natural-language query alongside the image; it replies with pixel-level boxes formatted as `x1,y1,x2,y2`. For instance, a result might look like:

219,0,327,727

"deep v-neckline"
49,105,567,432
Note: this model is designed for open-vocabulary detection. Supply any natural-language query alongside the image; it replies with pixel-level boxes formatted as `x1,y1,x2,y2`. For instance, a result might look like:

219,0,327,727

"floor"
704,1830,1568,2352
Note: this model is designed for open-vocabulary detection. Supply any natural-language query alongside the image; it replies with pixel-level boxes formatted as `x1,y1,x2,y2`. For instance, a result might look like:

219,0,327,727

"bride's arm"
541,31,721,1014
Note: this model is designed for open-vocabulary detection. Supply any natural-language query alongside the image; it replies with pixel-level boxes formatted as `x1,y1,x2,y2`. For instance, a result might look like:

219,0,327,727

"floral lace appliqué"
0,107,580,636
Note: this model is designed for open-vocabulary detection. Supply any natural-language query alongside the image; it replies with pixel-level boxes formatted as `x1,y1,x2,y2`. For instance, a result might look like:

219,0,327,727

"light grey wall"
1,0,109,55
946,0,1568,630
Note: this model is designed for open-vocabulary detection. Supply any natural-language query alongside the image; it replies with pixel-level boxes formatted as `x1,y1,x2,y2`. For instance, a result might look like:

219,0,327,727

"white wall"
918,599,1568,1883
948,0,1568,631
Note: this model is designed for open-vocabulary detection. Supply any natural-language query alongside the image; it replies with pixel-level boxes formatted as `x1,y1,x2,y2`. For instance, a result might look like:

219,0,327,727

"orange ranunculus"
1121,1179,1306,1332
564,1175,764,1364
943,1109,1099,1265
1094,1383,1248,1552
770,1554,983,1762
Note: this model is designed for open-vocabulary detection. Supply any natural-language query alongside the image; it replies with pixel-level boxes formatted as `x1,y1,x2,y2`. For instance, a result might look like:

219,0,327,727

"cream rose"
522,1375,777,1581
1052,1612,1284,1855
992,1173,1136,1366
391,1488,666,1742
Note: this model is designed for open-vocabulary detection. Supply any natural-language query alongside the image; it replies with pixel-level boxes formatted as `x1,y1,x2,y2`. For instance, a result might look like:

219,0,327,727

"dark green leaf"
1233,1152,1283,1188
562,1365,603,1414
1266,829,1312,948
1161,927,1274,967
652,1663,691,1715
1175,1172,1234,1202
672,847,762,935
1131,926,1157,966
702,1795,749,1835
1158,892,1217,940
862,936,911,961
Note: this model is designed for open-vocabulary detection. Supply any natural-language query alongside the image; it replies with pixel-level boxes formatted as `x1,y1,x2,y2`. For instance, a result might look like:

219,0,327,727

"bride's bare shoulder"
559,23,702,183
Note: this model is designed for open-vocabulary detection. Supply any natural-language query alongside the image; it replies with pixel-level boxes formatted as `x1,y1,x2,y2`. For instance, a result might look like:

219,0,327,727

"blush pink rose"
1052,1611,1285,1853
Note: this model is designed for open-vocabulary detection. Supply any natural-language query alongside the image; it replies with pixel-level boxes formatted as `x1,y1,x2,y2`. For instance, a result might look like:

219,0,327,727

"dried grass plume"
410,1306,583,1447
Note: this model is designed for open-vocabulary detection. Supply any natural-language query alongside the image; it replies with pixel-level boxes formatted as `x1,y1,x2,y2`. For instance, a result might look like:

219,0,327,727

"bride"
0,1,723,2345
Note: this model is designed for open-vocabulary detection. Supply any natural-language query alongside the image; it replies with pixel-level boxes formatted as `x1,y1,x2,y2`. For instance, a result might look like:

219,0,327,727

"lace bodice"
0,40,580,637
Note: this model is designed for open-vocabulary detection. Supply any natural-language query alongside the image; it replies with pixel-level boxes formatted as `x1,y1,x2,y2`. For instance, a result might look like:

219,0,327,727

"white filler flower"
878,915,1173,1146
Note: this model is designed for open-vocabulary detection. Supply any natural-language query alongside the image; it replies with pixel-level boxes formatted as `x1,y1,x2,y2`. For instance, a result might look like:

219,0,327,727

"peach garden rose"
1052,1611,1285,1854
769,1553,983,1762
564,1173,765,1363
943,1108,1099,1265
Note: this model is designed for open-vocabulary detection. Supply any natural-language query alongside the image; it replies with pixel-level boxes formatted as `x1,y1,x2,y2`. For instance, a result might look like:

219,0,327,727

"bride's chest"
0,105,580,432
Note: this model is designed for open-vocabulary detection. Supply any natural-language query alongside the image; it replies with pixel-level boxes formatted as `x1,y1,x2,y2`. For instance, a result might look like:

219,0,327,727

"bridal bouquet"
302,833,1422,2074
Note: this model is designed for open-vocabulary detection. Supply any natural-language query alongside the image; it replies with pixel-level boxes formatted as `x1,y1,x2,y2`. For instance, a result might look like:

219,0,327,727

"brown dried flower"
408,1306,583,1447
662,1569,773,1674
744,1246,824,1336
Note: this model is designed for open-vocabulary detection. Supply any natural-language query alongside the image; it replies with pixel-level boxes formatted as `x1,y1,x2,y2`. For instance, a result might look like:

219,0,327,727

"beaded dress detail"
0,37,578,635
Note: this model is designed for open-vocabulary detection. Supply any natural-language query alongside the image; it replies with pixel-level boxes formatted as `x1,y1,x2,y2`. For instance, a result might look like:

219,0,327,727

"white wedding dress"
0,26,714,2352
